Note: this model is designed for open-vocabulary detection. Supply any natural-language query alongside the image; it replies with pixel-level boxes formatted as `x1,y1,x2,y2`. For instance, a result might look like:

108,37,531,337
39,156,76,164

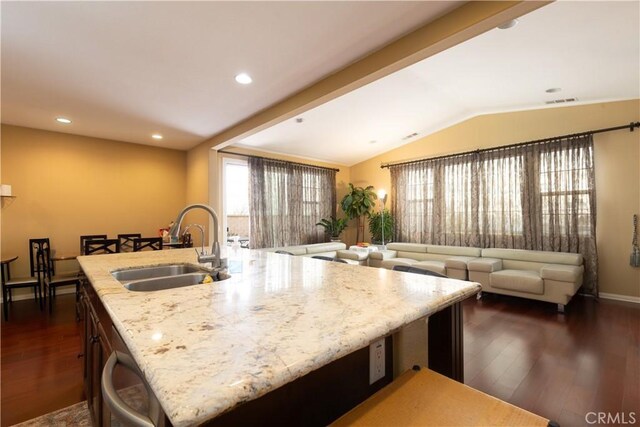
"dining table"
1,255,18,283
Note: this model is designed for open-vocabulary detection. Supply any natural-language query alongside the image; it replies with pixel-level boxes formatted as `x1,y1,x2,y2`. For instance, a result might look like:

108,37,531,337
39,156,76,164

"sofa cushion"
381,258,418,269
386,243,428,253
305,242,347,254
369,250,398,261
412,260,446,275
481,248,583,266
490,270,543,295
426,245,482,257
337,249,368,261
468,258,502,273
444,256,477,270
540,264,584,283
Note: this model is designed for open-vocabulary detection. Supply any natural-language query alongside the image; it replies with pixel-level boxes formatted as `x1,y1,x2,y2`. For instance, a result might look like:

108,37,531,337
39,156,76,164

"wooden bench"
332,367,554,427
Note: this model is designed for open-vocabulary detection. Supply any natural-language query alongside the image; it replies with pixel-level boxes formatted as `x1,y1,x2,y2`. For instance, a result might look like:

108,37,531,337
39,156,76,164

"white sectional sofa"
261,242,368,265
468,248,584,312
368,243,482,280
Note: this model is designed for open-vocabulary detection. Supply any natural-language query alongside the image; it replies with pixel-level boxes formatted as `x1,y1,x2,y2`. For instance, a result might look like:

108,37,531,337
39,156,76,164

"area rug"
12,401,91,427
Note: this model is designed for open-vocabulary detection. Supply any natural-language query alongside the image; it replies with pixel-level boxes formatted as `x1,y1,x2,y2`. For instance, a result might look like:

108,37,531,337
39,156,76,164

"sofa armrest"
468,258,502,273
337,249,369,261
444,256,477,270
369,250,397,261
541,264,584,283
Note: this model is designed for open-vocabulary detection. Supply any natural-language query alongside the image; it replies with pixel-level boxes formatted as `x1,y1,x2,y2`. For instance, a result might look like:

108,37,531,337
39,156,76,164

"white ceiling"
1,1,461,150
239,1,640,166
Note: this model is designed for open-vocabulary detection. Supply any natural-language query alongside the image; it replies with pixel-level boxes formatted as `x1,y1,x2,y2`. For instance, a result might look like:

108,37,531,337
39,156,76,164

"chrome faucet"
169,204,226,269
182,223,206,259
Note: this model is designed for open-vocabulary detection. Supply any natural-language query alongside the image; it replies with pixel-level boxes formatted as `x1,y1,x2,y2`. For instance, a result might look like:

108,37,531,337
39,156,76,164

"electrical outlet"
369,338,385,384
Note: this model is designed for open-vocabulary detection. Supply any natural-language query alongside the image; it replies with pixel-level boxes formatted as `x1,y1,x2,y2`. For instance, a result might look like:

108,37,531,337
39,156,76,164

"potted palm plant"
340,184,377,243
369,209,394,244
316,216,348,242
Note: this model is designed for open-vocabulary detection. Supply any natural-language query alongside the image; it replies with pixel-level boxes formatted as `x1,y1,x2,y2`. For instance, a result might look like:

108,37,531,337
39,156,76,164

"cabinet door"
85,301,103,426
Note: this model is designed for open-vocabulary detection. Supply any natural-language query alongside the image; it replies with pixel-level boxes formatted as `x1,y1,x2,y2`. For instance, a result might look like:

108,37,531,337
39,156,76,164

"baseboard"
598,292,640,304
0,287,76,304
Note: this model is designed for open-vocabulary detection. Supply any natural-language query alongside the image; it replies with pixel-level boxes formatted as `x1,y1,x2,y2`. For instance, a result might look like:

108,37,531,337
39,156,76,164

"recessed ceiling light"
369,140,377,144
152,134,163,140
497,19,518,30
56,117,72,124
545,88,562,93
235,73,253,85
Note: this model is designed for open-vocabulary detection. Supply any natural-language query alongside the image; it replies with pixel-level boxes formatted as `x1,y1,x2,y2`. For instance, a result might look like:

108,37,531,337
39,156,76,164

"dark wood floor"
1,293,639,427
1,294,84,427
464,294,640,427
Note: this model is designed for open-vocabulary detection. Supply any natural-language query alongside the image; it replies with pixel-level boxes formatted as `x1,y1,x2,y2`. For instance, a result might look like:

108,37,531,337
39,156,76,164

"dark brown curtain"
391,135,598,295
249,157,336,249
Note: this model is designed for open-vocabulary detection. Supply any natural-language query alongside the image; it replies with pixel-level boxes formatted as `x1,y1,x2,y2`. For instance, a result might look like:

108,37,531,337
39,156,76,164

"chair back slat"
133,237,163,252
118,233,142,252
80,235,107,255
85,239,120,255
29,238,51,277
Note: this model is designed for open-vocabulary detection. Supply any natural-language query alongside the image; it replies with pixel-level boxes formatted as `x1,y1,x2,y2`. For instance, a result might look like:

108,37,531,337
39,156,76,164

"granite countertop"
78,248,481,427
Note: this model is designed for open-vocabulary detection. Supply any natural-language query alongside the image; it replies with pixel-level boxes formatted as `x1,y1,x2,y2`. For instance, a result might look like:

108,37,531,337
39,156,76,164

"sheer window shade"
390,135,597,294
249,157,336,249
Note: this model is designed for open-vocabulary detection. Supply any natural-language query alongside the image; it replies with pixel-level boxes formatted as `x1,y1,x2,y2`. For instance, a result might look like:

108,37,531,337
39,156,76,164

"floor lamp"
377,189,387,248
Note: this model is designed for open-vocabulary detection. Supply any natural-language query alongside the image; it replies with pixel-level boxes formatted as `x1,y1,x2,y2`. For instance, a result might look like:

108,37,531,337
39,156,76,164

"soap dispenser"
229,236,243,273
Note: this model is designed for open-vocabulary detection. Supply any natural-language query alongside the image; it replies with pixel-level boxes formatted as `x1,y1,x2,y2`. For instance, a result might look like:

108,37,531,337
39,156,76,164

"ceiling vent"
402,132,419,140
545,97,579,105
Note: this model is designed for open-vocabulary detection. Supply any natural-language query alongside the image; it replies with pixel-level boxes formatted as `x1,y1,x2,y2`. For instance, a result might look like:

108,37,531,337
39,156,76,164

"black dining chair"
38,241,81,311
118,233,141,252
2,240,46,320
85,239,120,255
80,235,107,255
132,237,163,252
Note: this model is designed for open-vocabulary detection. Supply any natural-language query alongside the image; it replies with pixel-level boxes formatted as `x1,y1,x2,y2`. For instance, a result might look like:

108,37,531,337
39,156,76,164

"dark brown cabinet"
81,285,111,426
80,279,169,427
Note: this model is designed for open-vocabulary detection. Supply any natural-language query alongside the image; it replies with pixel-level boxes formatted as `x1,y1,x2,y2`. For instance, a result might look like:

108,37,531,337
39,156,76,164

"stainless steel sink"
112,263,231,292
124,271,231,292
112,264,208,282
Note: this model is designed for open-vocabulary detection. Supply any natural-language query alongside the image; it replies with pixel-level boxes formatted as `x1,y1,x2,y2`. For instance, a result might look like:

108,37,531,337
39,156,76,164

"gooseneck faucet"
168,204,226,269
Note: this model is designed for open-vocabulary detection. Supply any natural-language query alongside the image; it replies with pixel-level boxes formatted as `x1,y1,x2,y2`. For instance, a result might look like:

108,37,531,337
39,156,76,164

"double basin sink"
112,264,230,292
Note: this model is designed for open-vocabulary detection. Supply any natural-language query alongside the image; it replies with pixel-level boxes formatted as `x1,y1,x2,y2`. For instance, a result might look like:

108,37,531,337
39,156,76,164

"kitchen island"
78,248,480,427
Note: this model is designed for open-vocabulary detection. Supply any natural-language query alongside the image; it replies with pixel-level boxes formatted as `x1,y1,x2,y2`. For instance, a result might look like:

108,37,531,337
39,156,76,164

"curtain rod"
217,149,340,172
380,121,640,169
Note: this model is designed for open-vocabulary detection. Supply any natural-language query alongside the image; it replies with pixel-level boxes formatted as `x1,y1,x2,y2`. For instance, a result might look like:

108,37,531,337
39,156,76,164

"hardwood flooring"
1,294,83,427
464,294,640,427
1,292,638,427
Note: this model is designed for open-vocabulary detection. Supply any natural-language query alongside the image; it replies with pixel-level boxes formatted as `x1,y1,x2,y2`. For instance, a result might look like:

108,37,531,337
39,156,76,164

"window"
478,156,524,235
539,146,593,236
248,157,336,248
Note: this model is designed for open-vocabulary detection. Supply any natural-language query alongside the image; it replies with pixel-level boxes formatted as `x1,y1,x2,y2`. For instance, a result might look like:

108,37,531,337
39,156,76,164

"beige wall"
0,125,187,292
350,100,640,298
